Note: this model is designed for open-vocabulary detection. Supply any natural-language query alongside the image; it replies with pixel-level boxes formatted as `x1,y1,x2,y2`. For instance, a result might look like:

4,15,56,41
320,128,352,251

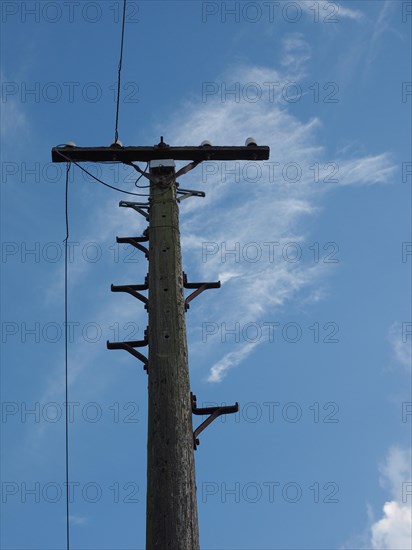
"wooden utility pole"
51,139,269,550
146,161,199,548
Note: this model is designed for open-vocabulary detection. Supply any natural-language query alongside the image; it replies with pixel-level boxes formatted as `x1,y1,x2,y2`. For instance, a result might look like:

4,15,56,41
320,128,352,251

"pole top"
51,140,270,163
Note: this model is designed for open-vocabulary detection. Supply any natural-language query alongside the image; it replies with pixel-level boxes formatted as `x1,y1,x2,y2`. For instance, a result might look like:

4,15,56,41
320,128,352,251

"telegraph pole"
52,139,270,549
146,159,199,548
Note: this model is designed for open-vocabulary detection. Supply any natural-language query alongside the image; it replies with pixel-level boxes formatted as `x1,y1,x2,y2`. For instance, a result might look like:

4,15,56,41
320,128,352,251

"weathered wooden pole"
146,160,199,549
51,140,269,550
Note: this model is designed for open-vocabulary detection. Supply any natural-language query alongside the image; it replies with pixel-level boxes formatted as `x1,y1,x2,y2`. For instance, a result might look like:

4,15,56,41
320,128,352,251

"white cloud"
330,3,363,21
379,447,412,503
166,61,396,382
0,72,30,147
345,448,412,549
208,341,259,382
359,447,412,550
336,154,396,186
0,98,29,140
366,1,404,66
388,323,412,372
41,57,397,385
299,1,363,21
69,515,88,526
280,34,311,72
370,447,412,550
371,502,412,550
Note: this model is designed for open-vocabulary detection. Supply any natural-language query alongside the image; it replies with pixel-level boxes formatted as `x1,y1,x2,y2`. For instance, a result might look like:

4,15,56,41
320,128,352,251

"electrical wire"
55,151,151,197
134,162,150,187
114,0,127,144
64,162,71,550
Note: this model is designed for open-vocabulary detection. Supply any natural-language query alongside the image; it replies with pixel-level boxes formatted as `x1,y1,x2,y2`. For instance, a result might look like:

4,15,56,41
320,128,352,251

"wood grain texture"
146,172,200,550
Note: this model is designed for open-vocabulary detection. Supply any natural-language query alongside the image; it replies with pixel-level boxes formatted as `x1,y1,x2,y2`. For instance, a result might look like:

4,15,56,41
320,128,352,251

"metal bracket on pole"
183,272,221,311
107,339,149,372
116,235,149,259
119,200,149,220
176,186,205,203
191,393,239,450
111,275,149,309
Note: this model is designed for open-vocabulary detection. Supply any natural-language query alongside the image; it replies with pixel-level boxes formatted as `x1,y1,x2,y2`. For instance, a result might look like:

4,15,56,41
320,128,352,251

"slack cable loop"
134,162,150,187
55,151,151,197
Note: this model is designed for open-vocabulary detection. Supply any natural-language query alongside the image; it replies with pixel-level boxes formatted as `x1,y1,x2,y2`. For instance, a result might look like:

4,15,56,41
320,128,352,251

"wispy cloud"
280,33,311,73
370,447,412,550
371,502,412,550
42,49,397,386
69,514,88,526
299,1,363,21
336,154,396,186
344,447,412,550
0,72,30,147
379,447,412,503
366,1,404,65
388,322,412,372
208,341,260,383
165,59,396,382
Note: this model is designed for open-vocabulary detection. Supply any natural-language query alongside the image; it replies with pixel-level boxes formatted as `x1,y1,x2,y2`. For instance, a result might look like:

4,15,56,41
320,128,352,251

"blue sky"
1,1,411,549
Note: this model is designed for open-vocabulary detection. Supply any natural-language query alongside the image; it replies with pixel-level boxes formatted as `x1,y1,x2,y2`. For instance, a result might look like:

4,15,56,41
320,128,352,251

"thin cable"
134,162,150,187
64,162,71,550
114,0,127,144
55,151,151,197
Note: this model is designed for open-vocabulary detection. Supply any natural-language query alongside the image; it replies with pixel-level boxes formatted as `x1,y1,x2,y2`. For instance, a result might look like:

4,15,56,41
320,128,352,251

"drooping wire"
134,162,150,188
64,162,71,550
114,0,127,144
55,151,150,197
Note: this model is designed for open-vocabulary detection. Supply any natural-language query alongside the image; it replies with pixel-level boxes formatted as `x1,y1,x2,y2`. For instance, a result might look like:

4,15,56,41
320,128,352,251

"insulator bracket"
176,186,205,203
111,276,149,309
183,272,221,311
119,200,149,220
191,393,239,450
107,339,148,372
116,235,149,259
